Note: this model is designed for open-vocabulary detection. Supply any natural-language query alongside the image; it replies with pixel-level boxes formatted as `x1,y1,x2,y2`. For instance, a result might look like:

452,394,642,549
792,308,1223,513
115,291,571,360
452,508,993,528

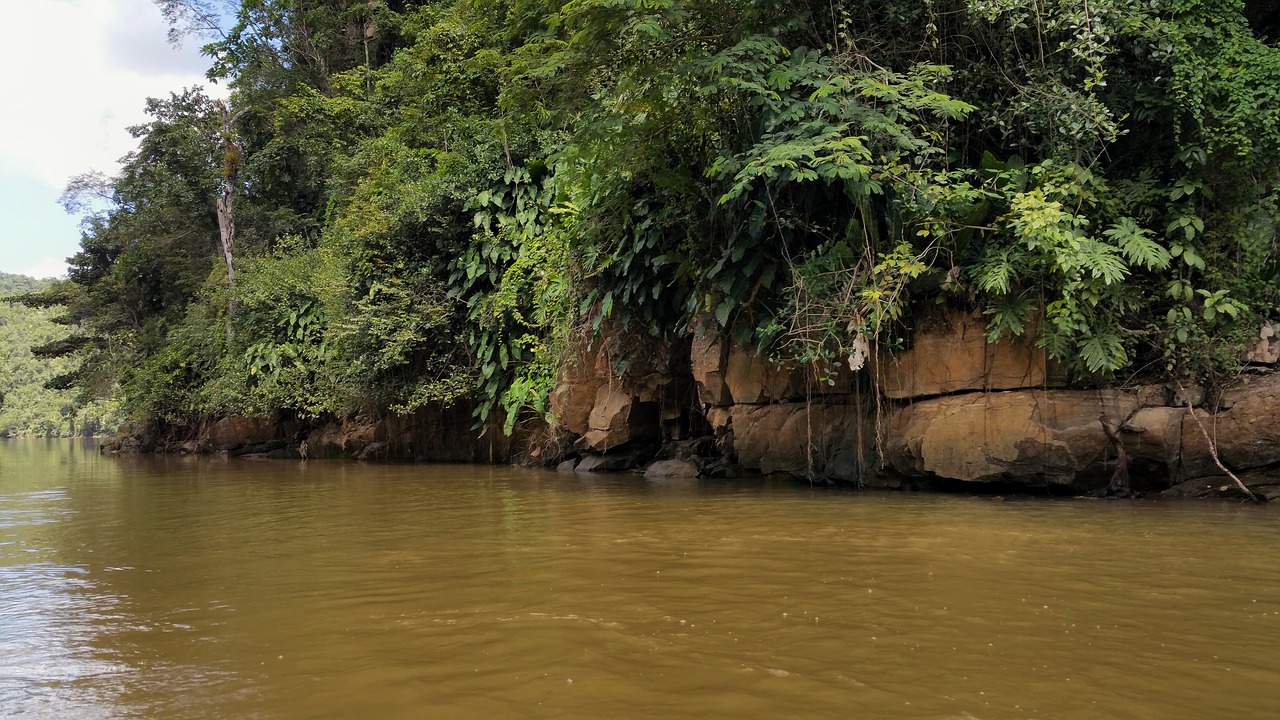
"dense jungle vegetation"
17,0,1280,434
0,274,119,437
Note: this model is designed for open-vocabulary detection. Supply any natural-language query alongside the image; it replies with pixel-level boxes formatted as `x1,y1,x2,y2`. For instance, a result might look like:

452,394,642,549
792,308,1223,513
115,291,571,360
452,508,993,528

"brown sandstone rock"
884,390,1151,486
308,418,375,459
645,458,700,478
1178,375,1280,480
690,323,732,406
205,417,278,451
877,307,1055,399
587,386,632,443
552,324,689,455
723,346,809,404
549,378,604,437
719,402,872,480
1121,406,1183,476
578,385,661,452
690,324,851,407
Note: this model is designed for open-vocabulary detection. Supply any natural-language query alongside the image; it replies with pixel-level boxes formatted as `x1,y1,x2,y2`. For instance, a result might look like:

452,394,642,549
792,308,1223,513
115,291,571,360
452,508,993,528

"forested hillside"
24,0,1280,437
0,273,119,437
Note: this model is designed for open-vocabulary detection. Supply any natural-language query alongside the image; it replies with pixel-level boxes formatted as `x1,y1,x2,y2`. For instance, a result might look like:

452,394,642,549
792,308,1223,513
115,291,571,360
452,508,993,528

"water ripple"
1,443,1279,719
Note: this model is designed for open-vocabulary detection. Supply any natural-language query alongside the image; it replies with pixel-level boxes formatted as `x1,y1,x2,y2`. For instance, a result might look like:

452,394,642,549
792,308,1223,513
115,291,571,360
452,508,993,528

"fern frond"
1105,218,1171,271
1078,241,1128,284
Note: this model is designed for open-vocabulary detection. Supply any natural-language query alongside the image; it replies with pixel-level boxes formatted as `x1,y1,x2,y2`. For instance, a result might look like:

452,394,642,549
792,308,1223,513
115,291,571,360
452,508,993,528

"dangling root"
1098,414,1130,497
1181,388,1259,503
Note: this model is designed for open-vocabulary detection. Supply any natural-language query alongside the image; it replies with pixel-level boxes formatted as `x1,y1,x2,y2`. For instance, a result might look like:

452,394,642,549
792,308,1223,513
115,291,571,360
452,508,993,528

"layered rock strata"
551,306,1280,499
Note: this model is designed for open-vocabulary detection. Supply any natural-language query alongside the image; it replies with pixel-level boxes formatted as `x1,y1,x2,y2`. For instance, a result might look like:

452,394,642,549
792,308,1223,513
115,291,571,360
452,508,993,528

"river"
1,439,1278,719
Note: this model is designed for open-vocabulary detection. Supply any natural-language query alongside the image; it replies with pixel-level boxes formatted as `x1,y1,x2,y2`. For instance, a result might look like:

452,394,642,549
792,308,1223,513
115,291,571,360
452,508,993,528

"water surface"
2,440,1277,719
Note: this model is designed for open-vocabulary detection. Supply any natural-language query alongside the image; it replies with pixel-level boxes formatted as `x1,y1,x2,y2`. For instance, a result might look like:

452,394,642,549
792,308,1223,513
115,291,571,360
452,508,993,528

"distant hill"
0,273,119,437
0,272,51,295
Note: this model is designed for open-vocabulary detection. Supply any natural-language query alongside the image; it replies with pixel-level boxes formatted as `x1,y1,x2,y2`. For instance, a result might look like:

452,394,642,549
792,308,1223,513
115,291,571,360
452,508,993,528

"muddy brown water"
2,439,1278,719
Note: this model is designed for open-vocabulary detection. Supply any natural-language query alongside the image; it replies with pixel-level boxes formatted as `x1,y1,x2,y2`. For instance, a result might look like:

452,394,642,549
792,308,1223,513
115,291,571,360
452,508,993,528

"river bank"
102,306,1280,502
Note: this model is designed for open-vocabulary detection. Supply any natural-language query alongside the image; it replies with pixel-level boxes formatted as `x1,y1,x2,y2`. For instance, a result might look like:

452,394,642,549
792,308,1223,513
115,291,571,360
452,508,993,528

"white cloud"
0,0,220,190
22,255,70,280
103,1,214,77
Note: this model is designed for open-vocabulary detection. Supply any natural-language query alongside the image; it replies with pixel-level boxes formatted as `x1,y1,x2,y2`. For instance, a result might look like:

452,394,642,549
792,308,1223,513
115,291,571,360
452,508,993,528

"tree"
215,99,251,331
154,0,233,45
30,0,1280,438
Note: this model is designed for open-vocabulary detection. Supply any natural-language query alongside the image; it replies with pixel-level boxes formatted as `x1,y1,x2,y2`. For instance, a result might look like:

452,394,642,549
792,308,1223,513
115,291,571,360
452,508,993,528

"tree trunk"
215,101,250,339
216,188,236,284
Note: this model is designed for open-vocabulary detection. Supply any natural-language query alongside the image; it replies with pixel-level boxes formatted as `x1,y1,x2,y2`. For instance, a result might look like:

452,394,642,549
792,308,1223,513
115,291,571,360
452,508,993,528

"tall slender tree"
214,100,250,333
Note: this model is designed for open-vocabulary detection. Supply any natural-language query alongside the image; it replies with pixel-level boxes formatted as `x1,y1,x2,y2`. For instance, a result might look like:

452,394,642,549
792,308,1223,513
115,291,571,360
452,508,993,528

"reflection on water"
2,439,1279,719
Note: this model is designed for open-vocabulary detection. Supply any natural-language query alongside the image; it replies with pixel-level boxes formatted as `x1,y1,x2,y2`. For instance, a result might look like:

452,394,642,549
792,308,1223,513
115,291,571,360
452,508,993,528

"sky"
0,0,217,279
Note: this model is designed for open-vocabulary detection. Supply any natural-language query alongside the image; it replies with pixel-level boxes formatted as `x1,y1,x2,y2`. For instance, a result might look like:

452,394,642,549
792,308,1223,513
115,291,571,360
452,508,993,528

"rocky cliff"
547,306,1280,501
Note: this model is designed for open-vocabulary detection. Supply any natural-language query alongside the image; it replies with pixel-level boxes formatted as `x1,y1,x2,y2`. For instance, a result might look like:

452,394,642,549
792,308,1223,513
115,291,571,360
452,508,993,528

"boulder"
549,378,604,437
644,458,700,479
575,453,639,473
583,385,634,450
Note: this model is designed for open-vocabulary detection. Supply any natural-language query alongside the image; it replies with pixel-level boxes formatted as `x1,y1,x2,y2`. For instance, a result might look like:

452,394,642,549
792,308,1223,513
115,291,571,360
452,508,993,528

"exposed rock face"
581,385,659,451
1177,376,1280,480
884,389,1157,487
104,417,297,456
680,306,1280,496
880,374,1280,495
877,306,1057,399
690,323,732,406
687,316,870,481
105,402,517,463
714,402,872,479
722,346,826,404
691,322,850,407
548,324,691,457
205,417,282,452
686,308,1059,484
549,378,601,442
1121,406,1184,478
307,416,378,459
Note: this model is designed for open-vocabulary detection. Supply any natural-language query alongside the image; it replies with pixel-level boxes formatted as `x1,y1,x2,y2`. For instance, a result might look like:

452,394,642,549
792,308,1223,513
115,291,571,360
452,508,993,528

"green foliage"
0,274,120,437
40,0,1280,433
